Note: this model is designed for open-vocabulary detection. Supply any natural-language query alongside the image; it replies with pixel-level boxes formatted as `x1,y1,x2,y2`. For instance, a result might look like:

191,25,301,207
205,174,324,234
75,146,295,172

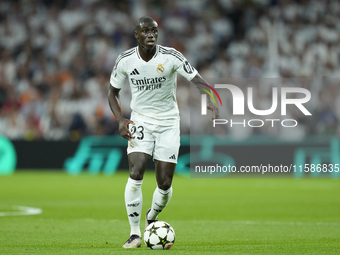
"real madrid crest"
129,141,134,149
157,64,164,74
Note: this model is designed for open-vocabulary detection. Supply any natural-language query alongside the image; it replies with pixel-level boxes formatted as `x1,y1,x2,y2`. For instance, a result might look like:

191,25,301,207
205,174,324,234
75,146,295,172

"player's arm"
191,73,219,120
108,86,135,140
172,48,219,120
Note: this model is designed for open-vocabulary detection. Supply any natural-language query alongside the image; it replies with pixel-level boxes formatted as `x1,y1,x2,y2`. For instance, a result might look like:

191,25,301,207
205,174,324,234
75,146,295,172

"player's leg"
146,161,175,223
122,152,149,248
146,123,179,225
123,118,154,248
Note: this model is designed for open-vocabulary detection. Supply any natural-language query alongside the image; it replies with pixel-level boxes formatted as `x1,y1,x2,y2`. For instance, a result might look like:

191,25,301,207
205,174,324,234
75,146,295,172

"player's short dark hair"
135,16,157,30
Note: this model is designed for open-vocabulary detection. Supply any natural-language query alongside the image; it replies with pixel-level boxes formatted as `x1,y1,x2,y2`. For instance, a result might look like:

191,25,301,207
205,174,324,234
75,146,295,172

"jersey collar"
136,45,159,61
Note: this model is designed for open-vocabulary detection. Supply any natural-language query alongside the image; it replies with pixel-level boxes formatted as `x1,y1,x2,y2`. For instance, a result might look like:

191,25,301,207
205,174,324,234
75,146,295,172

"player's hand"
207,101,219,121
118,119,135,141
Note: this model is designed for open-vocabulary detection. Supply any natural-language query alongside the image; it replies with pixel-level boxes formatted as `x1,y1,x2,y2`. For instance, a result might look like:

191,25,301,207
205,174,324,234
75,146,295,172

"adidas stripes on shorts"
126,114,180,164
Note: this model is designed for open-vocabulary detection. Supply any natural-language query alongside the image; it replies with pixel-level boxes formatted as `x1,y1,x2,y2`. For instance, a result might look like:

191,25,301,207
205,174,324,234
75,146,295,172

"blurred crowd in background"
0,0,339,140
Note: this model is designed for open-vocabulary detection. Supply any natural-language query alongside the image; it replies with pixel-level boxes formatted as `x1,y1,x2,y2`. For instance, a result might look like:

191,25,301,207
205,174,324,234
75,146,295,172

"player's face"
135,20,158,50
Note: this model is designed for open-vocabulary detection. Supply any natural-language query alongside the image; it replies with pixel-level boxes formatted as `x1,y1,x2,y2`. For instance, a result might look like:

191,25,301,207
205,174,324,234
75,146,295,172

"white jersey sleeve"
110,63,126,89
172,48,198,81
110,49,135,89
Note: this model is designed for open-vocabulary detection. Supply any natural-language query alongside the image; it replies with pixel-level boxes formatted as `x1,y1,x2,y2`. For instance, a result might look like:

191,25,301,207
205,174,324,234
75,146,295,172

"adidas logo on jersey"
169,154,176,160
130,68,140,75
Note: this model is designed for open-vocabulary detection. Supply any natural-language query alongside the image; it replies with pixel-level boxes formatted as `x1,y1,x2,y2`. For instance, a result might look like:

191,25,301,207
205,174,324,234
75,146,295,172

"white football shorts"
126,115,180,164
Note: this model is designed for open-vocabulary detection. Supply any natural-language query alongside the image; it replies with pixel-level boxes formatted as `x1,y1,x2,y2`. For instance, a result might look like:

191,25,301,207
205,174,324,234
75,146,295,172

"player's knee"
158,180,172,191
129,170,143,180
129,164,145,180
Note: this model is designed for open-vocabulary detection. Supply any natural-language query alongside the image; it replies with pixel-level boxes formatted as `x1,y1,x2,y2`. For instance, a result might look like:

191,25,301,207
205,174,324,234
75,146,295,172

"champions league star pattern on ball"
144,221,175,250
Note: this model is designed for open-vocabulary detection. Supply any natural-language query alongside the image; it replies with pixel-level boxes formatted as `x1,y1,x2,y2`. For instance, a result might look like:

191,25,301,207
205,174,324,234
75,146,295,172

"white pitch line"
0,206,42,217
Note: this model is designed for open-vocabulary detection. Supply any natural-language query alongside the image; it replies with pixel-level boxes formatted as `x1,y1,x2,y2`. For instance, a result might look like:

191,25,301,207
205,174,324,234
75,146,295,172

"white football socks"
148,186,173,220
124,177,143,237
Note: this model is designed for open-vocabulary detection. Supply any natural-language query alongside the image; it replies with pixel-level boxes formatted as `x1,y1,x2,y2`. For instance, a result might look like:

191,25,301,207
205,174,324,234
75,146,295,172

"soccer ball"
143,221,175,250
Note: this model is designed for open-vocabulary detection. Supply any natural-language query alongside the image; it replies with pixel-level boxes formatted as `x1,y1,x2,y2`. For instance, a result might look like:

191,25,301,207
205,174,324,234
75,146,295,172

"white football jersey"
110,45,197,124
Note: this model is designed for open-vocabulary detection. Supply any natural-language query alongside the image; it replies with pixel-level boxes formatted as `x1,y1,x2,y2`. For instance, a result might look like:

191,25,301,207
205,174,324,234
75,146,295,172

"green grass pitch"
1,171,339,254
